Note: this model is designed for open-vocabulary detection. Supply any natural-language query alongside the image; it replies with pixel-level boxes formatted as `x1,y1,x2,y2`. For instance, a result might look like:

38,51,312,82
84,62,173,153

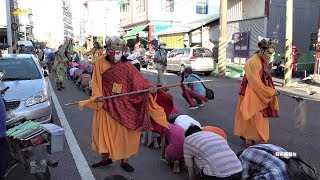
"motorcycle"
1,85,65,180
270,57,285,77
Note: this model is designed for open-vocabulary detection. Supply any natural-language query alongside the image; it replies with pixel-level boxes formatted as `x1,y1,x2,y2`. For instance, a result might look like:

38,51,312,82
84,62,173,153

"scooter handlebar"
0,86,9,95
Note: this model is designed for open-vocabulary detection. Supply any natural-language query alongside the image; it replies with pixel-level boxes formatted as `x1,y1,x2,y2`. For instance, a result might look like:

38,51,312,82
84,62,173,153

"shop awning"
123,25,148,40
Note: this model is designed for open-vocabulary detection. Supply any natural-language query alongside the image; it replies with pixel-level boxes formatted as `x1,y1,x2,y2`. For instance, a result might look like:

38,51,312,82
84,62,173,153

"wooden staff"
65,80,213,106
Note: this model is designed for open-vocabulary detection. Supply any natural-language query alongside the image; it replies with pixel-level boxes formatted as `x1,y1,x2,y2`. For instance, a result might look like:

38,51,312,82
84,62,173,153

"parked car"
18,40,36,55
0,54,52,123
166,47,214,75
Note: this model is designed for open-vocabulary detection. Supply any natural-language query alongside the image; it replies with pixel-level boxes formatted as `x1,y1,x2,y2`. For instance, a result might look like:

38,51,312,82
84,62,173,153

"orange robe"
83,48,104,64
78,57,168,160
234,54,279,142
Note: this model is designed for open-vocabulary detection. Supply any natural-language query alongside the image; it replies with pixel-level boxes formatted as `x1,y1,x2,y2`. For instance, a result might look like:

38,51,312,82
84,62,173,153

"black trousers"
0,137,11,180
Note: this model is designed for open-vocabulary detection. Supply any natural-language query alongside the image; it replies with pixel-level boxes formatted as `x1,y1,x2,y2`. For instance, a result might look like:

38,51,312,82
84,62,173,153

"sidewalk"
272,75,320,99
213,70,320,100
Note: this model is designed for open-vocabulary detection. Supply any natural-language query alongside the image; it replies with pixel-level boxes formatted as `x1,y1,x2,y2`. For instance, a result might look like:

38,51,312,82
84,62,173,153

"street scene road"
2,0,320,180
8,69,319,180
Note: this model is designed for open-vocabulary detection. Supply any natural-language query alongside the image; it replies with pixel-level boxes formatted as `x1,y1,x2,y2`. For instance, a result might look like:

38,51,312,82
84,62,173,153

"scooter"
270,57,285,77
1,85,65,180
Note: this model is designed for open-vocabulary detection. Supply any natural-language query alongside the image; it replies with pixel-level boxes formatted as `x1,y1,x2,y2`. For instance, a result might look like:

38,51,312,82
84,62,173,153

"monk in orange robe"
234,36,280,147
78,36,168,172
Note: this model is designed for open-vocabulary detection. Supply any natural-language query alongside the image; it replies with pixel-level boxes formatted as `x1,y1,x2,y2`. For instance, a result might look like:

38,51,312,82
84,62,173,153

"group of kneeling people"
67,61,93,95
153,114,316,180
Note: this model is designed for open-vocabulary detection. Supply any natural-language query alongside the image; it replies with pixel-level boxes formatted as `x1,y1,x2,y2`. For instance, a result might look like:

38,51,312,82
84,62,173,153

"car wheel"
204,71,212,76
142,65,147,68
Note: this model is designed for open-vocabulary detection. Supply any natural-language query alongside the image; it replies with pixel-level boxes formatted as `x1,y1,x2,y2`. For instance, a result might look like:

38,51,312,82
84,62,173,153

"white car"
166,47,214,75
0,54,52,124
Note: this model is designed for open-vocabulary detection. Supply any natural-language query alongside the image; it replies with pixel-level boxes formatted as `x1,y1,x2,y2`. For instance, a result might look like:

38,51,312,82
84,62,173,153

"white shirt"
174,115,201,131
69,67,78,76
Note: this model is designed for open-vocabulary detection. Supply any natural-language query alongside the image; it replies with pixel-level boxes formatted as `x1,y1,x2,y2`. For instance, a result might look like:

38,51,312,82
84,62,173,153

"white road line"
48,81,95,180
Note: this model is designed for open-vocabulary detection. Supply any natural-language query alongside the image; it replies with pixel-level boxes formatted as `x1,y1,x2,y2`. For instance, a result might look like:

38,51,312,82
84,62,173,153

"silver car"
166,47,214,75
0,54,52,123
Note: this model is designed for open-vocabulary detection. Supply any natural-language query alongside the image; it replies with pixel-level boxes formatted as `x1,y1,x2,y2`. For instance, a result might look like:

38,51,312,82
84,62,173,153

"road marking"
48,81,95,180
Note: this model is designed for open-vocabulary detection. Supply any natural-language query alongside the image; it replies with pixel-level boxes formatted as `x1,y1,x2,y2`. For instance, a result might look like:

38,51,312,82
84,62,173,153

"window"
136,0,145,12
196,0,208,14
0,58,41,80
162,0,174,12
193,48,212,57
310,32,317,51
120,2,130,12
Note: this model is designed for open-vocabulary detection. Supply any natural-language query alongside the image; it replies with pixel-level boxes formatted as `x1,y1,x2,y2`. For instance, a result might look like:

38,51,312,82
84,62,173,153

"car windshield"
193,48,213,57
0,57,41,81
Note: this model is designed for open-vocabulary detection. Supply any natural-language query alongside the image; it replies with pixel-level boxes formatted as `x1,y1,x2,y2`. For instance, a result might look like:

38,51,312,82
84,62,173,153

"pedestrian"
184,125,243,180
73,51,81,63
161,123,185,173
77,36,168,172
0,95,11,180
292,46,302,77
234,36,280,147
51,39,72,91
169,115,201,131
18,44,27,54
83,41,104,65
154,42,167,86
46,48,55,73
181,67,208,109
237,144,289,179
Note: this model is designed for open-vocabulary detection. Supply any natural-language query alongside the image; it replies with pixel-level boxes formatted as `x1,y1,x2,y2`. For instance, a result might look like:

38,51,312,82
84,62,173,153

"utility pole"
217,0,227,77
6,0,13,53
284,0,293,87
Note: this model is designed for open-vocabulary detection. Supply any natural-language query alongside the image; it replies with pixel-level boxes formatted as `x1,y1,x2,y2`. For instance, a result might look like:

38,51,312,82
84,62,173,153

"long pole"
284,0,293,87
217,0,227,77
65,80,213,106
5,0,13,53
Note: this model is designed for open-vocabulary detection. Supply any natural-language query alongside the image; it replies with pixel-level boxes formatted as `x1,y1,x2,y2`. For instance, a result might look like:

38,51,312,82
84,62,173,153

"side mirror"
44,71,49,77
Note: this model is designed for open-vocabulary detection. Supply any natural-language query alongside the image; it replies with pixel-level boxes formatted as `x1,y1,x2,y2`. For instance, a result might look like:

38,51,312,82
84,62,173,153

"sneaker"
188,106,198,110
121,162,134,172
91,159,113,168
198,103,204,107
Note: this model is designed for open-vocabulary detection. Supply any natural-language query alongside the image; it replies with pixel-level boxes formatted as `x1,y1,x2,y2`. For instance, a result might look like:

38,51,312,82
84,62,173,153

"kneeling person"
184,125,242,180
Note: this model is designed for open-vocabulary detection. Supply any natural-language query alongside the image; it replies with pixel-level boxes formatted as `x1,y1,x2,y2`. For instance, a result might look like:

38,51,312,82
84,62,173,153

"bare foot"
173,160,180,173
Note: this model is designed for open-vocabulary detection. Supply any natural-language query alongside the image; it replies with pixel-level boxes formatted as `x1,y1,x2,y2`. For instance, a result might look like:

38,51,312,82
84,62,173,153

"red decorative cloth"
101,61,153,131
238,57,279,118
180,83,208,107
151,90,174,136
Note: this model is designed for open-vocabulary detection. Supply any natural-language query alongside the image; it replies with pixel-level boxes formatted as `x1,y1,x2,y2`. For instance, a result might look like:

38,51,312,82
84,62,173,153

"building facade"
225,0,320,73
82,0,121,48
120,0,219,51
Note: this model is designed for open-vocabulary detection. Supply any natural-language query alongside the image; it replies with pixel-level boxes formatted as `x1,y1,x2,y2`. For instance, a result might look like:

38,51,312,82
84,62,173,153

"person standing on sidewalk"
154,42,167,86
234,36,280,147
292,46,302,77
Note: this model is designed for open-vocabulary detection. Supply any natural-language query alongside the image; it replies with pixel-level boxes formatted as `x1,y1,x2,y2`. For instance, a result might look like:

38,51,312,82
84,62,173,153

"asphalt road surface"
8,69,320,180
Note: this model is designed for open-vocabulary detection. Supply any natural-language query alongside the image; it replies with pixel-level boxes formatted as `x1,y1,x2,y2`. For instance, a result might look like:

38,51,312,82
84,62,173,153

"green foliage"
97,36,104,46
74,46,86,53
